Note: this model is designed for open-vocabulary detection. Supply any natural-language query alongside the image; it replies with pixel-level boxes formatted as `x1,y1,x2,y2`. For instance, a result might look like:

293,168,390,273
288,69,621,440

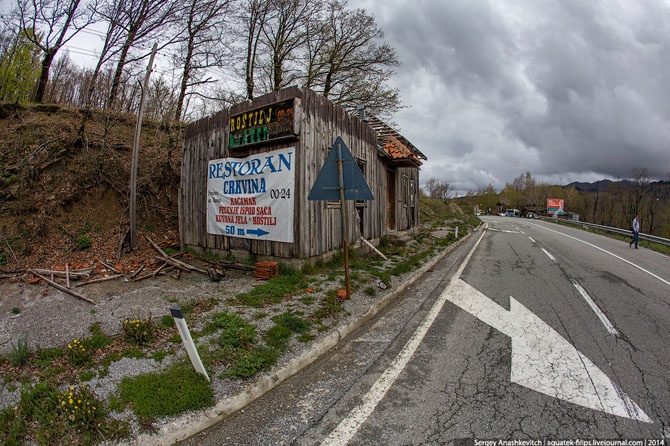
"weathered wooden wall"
180,87,386,261
392,167,421,231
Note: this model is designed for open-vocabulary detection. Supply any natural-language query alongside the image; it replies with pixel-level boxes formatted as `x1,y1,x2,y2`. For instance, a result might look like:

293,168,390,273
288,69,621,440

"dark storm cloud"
353,0,670,192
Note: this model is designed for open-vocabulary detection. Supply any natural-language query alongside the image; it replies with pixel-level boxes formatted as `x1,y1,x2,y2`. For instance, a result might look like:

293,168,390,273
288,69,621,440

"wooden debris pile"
1,236,258,304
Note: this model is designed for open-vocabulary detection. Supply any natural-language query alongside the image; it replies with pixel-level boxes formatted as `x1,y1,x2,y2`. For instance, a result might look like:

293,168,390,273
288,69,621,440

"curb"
137,232,474,445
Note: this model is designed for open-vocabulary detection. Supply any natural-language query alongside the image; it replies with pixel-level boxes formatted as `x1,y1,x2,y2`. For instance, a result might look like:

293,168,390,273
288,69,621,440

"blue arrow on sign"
308,136,374,201
247,228,269,237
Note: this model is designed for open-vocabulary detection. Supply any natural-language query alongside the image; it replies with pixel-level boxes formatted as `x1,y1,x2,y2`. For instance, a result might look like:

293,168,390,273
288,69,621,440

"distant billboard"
547,198,565,215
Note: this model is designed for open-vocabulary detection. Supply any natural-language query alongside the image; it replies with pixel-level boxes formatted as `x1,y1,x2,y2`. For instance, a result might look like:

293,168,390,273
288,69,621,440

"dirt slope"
0,103,183,273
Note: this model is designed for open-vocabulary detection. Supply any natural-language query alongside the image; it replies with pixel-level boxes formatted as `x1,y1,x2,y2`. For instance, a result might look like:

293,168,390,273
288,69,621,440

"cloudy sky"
351,0,670,193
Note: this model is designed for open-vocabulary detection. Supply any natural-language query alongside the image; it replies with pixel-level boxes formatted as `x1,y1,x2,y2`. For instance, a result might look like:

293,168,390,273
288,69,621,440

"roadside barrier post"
170,304,210,382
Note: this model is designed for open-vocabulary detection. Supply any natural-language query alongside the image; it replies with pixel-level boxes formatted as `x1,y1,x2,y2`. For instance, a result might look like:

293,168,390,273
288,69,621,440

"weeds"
0,381,129,445
66,339,93,368
8,336,30,366
122,317,156,346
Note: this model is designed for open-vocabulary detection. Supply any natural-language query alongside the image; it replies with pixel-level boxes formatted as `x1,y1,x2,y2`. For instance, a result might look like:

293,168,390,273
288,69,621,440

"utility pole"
129,43,158,251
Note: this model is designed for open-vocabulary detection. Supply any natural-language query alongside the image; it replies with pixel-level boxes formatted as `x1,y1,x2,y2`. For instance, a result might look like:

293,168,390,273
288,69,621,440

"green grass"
221,346,279,379
118,361,213,422
234,267,308,307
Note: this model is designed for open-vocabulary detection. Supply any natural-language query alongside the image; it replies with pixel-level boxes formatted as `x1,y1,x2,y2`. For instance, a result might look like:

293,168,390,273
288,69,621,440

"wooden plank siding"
180,87,420,263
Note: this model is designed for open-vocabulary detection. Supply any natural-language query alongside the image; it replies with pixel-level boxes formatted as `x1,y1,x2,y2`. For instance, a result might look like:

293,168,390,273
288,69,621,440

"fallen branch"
201,258,254,272
75,274,124,287
130,264,144,279
132,265,175,282
154,255,208,275
28,270,96,305
101,261,124,275
2,236,19,264
30,268,94,280
146,236,208,275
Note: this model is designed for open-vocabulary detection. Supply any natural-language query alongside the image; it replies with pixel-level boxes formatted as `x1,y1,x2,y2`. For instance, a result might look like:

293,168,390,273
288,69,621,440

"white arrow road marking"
445,278,651,423
323,229,651,446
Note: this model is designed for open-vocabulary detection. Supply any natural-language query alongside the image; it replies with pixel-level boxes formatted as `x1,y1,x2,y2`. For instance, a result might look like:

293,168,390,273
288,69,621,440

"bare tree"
106,0,182,108
174,0,232,121
233,0,273,100
302,0,400,116
16,0,96,103
81,0,130,109
261,0,320,92
425,177,452,202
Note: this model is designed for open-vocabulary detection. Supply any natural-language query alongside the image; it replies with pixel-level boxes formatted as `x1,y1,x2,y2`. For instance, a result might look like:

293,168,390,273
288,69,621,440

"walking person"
629,214,640,249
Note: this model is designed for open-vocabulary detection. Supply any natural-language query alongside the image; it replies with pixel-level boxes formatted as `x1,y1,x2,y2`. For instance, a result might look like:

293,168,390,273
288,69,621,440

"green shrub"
235,268,307,307
219,323,256,350
312,292,345,322
87,322,111,349
160,314,175,327
208,311,257,350
58,385,107,432
76,235,91,250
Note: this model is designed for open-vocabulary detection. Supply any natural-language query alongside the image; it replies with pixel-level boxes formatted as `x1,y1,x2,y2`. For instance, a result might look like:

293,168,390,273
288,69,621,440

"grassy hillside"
0,103,183,271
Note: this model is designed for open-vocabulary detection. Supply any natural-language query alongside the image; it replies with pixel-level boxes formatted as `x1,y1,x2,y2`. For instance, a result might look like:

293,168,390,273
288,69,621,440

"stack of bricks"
254,261,279,280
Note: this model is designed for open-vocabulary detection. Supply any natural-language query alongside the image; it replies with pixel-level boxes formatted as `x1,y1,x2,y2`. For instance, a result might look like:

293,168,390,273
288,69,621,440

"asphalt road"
179,217,670,445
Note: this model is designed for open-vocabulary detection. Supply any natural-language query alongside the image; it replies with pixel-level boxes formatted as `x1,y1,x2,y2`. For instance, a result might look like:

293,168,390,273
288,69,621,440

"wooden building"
179,86,426,264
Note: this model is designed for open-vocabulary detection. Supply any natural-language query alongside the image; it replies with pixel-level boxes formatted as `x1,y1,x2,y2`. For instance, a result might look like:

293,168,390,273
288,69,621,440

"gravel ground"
0,229,460,443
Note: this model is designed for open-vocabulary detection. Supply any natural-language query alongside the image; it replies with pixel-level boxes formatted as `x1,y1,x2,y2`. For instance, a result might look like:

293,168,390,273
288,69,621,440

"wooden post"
129,43,158,251
337,142,351,299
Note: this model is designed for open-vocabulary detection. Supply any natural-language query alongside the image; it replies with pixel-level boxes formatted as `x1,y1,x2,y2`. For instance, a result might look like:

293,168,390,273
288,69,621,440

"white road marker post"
170,304,210,382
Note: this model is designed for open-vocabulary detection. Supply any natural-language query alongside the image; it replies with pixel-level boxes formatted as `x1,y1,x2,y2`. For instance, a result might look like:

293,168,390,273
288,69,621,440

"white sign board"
207,148,295,243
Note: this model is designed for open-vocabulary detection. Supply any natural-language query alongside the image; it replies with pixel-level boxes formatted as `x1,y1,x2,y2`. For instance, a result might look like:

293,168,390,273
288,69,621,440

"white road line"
529,222,670,287
321,230,488,446
541,248,556,262
571,280,620,336
528,237,536,243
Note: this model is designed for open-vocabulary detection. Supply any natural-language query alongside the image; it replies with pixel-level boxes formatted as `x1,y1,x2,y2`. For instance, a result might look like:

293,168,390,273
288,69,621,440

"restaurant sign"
229,99,296,148
207,148,295,243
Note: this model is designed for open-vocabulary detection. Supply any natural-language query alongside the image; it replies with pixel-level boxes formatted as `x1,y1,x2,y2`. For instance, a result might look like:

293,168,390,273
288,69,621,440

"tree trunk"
175,39,194,121
33,49,56,103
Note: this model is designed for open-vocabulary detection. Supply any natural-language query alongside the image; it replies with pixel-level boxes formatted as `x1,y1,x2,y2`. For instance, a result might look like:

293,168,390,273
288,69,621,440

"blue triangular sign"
308,136,374,201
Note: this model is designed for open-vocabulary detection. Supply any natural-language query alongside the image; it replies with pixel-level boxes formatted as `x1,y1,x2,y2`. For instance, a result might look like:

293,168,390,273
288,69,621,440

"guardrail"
541,217,670,247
